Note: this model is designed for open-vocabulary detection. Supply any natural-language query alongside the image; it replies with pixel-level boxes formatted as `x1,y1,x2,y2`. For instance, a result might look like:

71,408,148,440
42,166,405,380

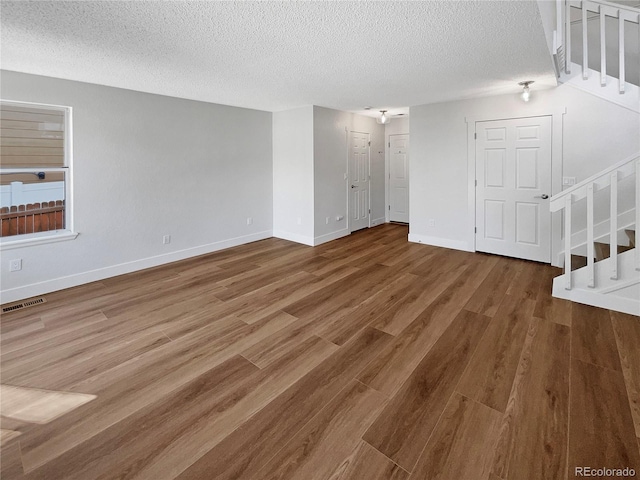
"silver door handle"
351,185,357,189
534,194,549,199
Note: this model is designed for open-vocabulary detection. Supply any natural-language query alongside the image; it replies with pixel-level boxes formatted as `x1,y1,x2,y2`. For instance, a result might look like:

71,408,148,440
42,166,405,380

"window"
0,100,76,248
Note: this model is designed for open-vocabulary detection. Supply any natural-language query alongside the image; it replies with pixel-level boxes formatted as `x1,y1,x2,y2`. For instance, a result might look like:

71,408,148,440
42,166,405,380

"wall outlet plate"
162,235,171,245
9,259,22,272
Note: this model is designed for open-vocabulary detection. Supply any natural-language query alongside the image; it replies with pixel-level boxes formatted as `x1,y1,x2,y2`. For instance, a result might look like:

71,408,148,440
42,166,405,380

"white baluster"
600,7,606,86
587,183,595,287
565,195,573,290
636,159,640,271
619,14,625,93
557,0,564,55
610,171,618,279
566,1,572,74
582,2,589,79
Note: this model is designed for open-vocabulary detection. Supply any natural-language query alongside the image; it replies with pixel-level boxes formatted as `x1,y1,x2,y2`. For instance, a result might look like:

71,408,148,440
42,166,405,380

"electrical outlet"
9,259,22,272
563,177,576,186
428,219,436,227
162,235,171,245
247,217,253,225
325,217,330,225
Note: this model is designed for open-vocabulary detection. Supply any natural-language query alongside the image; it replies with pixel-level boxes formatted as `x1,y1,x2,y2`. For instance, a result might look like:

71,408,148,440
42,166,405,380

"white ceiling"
0,1,557,116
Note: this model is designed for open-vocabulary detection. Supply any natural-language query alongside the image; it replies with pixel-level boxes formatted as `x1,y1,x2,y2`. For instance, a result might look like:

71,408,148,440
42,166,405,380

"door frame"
388,133,410,224
348,130,371,233
465,108,566,266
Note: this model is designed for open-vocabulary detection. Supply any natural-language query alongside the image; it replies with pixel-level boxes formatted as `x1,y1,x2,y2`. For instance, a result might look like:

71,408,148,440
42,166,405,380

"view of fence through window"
0,102,67,237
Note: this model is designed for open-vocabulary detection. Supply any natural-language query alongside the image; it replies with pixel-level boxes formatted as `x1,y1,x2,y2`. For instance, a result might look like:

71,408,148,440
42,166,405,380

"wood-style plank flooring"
1,224,638,479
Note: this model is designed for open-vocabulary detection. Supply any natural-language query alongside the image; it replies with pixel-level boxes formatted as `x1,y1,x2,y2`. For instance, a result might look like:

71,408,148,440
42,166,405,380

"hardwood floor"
1,224,638,479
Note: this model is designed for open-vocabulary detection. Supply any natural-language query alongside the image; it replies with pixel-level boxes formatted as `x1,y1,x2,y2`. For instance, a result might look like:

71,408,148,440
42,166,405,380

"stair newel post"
610,171,619,279
587,183,595,287
619,14,625,93
582,2,589,80
600,7,607,86
566,0,572,74
636,158,640,271
565,195,573,290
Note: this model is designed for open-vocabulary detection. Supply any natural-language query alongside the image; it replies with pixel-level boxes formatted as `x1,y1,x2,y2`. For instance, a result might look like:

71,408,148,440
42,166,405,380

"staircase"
550,154,640,315
551,0,640,112
545,0,640,315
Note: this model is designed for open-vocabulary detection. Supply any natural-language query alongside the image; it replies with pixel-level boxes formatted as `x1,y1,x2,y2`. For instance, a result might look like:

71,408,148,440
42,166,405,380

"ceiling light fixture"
518,81,534,102
376,110,391,125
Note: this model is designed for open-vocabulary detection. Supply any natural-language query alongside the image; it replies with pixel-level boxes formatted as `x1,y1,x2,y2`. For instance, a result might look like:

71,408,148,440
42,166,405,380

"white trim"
560,65,639,113
408,233,473,252
371,217,386,227
552,275,640,316
466,109,566,264
272,229,314,246
0,230,78,251
598,277,640,295
313,228,350,246
1,99,75,242
0,230,273,304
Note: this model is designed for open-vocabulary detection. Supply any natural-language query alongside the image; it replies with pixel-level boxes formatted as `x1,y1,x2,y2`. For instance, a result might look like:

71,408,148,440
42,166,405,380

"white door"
475,116,552,263
349,131,370,232
389,134,409,223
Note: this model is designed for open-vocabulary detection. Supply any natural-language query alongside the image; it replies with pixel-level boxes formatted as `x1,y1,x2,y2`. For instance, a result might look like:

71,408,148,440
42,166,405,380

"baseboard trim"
272,230,315,246
552,277,639,316
314,228,350,246
0,230,273,304
371,217,386,227
408,233,472,252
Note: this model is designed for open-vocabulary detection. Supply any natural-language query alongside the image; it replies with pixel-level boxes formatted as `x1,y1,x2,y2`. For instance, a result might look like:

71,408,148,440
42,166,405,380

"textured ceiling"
0,1,556,116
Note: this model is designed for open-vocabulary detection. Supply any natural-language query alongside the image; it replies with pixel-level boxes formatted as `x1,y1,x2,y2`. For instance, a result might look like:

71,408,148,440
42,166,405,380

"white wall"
272,106,315,245
312,106,350,243
274,106,385,246
312,107,386,241
1,70,273,303
385,117,410,222
409,82,640,256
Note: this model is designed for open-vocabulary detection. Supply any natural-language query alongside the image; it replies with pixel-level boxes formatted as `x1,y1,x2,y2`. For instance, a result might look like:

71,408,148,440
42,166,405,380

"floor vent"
2,297,46,314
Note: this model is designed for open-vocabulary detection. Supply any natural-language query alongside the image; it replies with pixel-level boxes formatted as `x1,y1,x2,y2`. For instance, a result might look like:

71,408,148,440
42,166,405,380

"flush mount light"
519,81,534,102
376,110,391,125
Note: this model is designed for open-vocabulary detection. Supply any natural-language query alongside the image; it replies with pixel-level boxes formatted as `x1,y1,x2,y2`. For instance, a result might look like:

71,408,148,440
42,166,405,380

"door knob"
351,185,357,189
534,194,549,199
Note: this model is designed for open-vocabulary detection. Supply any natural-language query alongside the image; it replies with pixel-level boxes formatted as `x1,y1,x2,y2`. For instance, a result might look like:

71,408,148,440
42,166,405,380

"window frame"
0,99,77,250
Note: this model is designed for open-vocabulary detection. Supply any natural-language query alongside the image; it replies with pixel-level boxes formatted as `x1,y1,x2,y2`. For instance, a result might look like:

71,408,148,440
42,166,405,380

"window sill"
0,231,79,251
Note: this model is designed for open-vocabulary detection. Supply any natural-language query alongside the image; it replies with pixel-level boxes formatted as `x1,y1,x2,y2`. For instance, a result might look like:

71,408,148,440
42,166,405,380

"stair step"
571,254,588,270
594,241,634,261
626,229,636,248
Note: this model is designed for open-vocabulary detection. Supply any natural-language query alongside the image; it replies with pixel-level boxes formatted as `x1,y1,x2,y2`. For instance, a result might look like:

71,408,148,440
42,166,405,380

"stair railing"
550,153,640,290
556,0,640,93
